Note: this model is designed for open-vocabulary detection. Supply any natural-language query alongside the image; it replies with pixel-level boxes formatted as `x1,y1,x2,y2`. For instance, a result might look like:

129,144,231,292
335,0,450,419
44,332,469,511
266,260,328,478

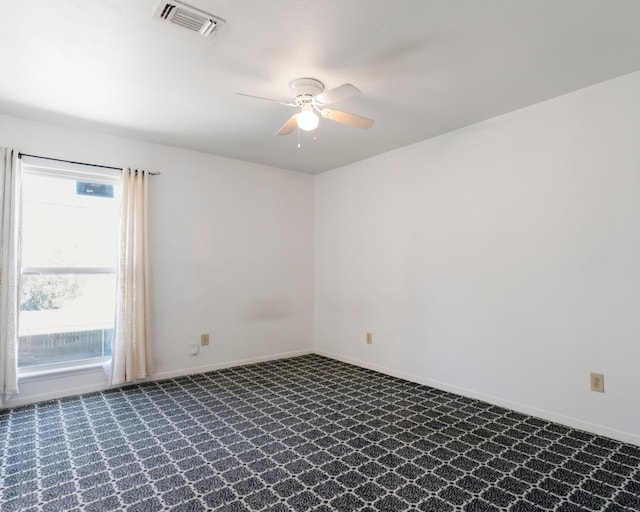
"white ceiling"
1,1,640,174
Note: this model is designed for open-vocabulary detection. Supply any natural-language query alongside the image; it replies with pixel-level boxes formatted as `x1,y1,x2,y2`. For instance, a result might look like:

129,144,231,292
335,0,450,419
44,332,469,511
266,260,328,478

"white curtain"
110,169,152,386
0,148,21,403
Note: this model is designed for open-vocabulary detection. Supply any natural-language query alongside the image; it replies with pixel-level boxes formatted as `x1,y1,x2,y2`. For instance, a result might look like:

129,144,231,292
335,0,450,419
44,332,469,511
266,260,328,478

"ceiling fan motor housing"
290,78,324,107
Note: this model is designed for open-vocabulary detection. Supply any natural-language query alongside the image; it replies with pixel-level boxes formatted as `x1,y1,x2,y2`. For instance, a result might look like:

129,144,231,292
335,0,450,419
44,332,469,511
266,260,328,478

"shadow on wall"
245,299,294,321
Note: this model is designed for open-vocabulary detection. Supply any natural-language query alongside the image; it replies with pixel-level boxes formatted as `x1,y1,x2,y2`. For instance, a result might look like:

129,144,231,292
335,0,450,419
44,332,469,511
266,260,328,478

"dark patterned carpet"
1,354,639,511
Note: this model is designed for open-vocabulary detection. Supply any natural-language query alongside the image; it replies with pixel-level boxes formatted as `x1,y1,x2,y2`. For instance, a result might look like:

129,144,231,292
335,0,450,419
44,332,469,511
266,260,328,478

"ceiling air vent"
154,0,224,37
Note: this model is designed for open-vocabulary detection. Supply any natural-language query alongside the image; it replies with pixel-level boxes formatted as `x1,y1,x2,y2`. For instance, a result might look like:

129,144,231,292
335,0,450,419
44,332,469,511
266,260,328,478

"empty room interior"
1,1,639,511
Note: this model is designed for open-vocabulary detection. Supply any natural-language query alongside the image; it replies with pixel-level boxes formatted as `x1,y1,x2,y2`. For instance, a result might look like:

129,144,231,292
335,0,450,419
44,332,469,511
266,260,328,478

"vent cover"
154,0,224,37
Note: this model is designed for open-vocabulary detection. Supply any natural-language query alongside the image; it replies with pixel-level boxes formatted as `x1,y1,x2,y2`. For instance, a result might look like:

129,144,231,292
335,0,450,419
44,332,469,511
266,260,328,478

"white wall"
0,115,315,406
314,71,640,445
3,71,640,446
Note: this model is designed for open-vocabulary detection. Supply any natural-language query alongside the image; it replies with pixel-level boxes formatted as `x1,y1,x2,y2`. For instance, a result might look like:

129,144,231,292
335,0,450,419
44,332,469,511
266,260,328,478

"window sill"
19,359,110,383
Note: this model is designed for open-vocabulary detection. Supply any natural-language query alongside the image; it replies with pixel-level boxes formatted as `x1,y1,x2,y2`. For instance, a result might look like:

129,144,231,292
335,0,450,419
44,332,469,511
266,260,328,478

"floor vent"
154,0,224,37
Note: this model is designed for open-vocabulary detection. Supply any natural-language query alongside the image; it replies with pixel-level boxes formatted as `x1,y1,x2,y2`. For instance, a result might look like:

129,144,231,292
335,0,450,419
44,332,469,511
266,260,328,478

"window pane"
18,329,113,368
19,274,116,368
21,173,120,268
19,166,120,370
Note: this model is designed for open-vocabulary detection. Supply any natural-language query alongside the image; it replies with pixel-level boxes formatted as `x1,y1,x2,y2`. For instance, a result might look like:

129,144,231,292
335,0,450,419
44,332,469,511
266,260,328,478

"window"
18,159,121,370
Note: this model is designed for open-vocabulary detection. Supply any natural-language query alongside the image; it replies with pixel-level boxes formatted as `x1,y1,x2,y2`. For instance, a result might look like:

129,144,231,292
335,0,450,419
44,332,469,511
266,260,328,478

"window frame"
17,157,122,376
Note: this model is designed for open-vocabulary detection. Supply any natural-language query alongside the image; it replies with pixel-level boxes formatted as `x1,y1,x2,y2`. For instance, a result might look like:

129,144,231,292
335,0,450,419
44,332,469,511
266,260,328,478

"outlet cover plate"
591,372,604,393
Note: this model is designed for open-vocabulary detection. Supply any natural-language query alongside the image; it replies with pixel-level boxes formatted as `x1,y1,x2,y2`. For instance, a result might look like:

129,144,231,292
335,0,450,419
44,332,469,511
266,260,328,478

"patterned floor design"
1,354,639,511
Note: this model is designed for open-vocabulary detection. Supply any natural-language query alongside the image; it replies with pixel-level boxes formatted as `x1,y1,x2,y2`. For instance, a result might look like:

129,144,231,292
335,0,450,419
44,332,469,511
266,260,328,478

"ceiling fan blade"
276,114,298,136
315,83,361,105
320,108,375,129
235,93,296,107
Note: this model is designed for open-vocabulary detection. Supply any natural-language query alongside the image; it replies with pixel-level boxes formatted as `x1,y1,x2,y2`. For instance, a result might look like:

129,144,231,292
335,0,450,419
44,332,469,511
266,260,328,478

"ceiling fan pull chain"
297,127,301,148
314,129,318,143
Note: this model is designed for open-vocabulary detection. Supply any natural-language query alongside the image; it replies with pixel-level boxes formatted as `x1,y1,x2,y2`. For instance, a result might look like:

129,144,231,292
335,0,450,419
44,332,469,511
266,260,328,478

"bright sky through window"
18,167,121,369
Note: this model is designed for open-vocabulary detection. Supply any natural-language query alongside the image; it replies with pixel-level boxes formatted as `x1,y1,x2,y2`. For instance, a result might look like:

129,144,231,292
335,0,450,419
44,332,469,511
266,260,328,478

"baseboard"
4,349,313,409
315,349,640,447
151,349,314,381
4,380,111,408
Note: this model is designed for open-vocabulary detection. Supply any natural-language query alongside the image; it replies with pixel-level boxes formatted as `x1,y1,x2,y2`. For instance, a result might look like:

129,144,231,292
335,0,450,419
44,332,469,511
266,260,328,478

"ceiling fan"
237,78,375,137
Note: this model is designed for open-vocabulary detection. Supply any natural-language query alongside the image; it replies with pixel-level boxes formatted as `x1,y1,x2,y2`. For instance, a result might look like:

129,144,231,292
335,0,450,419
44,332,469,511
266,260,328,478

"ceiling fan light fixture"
239,78,374,138
297,109,319,131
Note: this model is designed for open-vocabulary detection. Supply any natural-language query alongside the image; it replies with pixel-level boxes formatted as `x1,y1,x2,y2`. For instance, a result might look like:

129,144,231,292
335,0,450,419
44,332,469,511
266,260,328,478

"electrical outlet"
591,372,604,393
366,332,373,345
201,333,210,346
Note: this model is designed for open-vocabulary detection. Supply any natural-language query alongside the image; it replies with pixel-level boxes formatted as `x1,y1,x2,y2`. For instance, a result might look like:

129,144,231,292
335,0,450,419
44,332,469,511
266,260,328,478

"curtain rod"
18,152,161,175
